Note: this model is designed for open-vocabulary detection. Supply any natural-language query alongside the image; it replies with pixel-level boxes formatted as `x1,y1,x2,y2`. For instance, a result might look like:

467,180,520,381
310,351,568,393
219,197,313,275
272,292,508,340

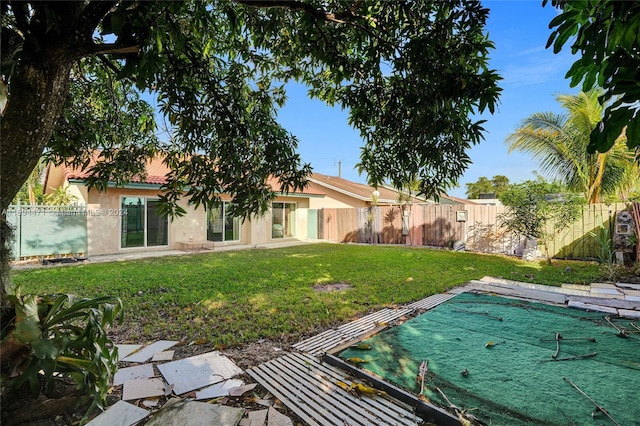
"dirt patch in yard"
313,282,353,293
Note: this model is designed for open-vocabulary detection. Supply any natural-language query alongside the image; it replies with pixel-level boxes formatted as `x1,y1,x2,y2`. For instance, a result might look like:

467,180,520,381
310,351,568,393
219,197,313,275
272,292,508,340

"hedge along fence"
317,203,632,260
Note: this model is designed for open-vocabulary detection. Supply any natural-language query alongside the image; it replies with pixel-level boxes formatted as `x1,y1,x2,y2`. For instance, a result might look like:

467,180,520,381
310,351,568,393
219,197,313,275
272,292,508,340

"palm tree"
44,185,78,206
506,90,638,203
12,160,46,205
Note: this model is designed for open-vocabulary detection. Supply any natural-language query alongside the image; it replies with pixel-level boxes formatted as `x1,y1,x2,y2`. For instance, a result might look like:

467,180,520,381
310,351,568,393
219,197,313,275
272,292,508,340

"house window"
272,202,295,238
207,202,240,242
121,197,168,248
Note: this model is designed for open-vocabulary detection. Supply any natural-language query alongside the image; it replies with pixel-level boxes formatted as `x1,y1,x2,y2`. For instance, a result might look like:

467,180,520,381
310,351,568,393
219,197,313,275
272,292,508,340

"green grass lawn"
12,244,602,347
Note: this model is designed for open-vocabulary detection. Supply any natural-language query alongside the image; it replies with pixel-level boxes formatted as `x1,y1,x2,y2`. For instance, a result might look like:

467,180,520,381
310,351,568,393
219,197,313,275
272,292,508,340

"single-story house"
307,173,470,207
43,159,471,256
44,157,325,256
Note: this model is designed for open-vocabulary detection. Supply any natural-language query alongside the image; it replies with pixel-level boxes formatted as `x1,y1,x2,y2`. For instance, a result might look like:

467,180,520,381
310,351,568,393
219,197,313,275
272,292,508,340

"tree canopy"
545,0,640,154
0,0,502,219
464,175,509,199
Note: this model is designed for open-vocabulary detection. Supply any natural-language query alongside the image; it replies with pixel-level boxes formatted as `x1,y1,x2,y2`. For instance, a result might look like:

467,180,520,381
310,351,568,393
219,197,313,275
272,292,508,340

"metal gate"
6,204,87,259
307,209,318,239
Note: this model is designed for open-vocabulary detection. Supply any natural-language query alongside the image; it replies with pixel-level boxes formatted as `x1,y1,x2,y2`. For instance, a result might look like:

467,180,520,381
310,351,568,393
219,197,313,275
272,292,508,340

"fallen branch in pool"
604,317,629,338
417,359,428,395
540,335,596,342
553,332,561,358
435,387,460,413
563,377,620,426
561,411,579,426
539,333,597,359
435,387,484,426
540,352,597,362
451,308,503,321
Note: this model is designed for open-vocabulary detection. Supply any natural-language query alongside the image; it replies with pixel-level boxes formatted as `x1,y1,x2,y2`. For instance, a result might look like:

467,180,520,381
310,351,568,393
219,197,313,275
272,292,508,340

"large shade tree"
0,0,502,295
506,90,638,204
1,1,502,212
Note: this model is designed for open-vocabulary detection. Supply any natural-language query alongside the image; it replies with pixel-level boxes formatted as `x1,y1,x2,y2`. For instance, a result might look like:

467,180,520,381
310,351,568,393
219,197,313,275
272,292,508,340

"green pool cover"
339,293,640,425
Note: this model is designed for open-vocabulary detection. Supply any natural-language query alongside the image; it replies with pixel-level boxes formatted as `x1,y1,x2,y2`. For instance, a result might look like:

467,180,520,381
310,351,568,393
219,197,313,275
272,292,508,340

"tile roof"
49,153,470,203
309,173,473,204
59,154,169,185
55,154,323,196
309,173,427,204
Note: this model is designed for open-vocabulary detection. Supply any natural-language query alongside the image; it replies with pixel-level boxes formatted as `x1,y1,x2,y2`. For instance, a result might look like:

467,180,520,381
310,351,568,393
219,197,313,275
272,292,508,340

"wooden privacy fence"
549,203,627,259
317,203,633,259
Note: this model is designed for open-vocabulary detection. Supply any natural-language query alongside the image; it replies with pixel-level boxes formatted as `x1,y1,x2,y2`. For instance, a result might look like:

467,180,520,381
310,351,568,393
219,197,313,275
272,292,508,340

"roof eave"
308,177,372,201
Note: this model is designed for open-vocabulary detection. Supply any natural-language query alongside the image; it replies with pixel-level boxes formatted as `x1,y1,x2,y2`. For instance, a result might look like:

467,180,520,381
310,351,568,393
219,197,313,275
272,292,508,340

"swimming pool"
338,292,640,425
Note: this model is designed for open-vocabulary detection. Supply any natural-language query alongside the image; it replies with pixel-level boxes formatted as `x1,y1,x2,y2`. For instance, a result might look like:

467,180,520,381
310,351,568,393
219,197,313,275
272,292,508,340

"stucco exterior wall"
84,186,210,255
249,195,311,245
306,183,368,209
66,179,88,204
44,166,65,195
86,186,171,256
78,183,310,255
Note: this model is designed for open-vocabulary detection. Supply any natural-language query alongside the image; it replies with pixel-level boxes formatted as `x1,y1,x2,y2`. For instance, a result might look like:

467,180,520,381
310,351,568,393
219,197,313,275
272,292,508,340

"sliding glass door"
207,202,240,242
121,197,168,248
271,202,295,239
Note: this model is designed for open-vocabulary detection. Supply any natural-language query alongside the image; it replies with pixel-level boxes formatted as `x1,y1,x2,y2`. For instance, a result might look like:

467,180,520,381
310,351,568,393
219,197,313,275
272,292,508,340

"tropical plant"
12,160,46,206
499,178,585,263
44,185,78,206
0,292,123,423
506,90,639,203
588,225,620,282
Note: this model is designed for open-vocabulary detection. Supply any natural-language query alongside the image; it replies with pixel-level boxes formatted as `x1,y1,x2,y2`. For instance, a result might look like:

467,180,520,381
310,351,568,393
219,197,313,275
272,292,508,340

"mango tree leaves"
3,0,502,217
545,0,640,154
243,1,501,198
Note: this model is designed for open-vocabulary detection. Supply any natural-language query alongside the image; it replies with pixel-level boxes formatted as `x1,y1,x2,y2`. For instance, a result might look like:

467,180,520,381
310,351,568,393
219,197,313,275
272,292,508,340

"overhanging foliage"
545,0,640,154
1,0,502,219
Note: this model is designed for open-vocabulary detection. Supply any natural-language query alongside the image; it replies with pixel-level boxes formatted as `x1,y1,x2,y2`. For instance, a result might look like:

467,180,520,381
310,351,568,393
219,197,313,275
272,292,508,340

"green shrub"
1,291,122,422
589,225,621,282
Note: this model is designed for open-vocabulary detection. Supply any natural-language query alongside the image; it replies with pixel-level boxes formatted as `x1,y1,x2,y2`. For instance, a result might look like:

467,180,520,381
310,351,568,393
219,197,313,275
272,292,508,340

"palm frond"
505,91,636,203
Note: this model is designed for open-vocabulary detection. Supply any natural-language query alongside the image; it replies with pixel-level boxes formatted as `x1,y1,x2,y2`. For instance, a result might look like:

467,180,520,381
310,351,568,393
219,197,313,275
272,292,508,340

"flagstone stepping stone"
121,340,179,363
86,400,148,426
113,364,155,386
157,351,243,395
145,399,244,426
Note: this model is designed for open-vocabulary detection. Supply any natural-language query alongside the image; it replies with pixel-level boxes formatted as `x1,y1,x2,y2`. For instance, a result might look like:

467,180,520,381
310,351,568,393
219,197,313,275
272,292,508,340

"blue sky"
276,1,579,198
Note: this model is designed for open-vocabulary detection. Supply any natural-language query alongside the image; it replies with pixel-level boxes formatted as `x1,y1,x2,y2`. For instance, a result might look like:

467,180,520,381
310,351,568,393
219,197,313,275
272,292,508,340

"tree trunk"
1,58,72,211
0,215,14,305
0,46,74,303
